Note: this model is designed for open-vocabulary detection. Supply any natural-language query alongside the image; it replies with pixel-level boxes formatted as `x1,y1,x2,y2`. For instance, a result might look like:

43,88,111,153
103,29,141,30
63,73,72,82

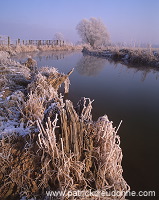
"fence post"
18,38,20,45
8,36,10,47
38,40,41,46
51,40,54,47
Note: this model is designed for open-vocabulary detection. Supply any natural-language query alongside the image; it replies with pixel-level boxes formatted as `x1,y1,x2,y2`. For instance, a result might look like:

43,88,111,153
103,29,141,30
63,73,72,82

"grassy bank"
0,51,129,199
0,44,83,56
82,46,159,68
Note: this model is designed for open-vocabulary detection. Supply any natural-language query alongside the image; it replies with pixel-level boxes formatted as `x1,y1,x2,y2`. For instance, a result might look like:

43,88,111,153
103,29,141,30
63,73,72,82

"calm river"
16,51,159,195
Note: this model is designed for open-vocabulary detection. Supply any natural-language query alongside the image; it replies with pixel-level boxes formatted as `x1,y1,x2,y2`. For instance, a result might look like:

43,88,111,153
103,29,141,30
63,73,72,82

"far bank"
82,46,159,68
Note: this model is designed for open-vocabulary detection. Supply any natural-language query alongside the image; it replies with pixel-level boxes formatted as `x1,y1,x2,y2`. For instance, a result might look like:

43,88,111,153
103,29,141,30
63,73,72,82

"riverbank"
0,44,83,56
0,51,129,199
82,46,159,68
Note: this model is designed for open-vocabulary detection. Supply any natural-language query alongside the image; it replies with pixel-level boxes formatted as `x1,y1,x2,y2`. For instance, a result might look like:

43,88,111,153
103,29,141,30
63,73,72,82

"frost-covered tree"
76,18,110,48
54,32,64,41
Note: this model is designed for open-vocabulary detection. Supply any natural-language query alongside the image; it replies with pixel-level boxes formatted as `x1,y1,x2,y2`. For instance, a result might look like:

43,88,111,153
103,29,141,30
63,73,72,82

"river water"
16,51,159,195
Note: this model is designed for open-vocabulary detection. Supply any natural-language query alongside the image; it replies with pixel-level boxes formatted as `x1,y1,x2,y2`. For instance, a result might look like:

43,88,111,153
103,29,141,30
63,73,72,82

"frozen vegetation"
76,17,110,48
0,50,129,199
0,51,31,136
82,46,159,68
0,44,83,56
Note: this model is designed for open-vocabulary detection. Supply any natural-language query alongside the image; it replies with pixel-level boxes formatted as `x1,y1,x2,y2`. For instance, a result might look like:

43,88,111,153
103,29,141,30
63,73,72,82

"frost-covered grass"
0,51,62,136
0,50,129,199
0,51,31,136
0,44,83,55
82,46,159,67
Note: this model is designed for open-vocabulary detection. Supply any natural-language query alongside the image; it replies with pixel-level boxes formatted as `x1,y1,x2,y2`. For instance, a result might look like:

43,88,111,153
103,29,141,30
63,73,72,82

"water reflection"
97,56,159,82
14,51,159,82
128,67,159,82
76,55,109,76
75,53,159,81
37,51,65,61
13,51,76,62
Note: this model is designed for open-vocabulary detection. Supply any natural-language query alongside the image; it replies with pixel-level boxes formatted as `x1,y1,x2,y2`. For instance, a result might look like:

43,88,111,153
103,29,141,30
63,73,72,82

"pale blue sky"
0,0,159,44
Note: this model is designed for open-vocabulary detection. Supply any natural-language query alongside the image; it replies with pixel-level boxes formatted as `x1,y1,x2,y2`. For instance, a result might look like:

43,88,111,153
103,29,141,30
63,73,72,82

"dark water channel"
16,51,159,196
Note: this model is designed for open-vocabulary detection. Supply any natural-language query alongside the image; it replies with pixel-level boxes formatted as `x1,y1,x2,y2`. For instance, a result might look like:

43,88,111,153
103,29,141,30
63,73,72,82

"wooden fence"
0,36,65,47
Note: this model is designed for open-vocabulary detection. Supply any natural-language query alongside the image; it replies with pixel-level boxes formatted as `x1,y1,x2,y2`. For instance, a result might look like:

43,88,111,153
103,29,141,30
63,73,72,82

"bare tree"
54,32,64,41
76,18,110,48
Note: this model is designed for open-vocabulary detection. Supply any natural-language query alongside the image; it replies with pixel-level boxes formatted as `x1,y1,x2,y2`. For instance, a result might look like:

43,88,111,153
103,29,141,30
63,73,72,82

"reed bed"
0,51,129,199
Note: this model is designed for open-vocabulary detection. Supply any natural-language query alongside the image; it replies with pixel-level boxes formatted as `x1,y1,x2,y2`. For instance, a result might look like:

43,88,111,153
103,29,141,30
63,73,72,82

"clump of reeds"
21,66,73,125
24,57,37,69
0,98,129,199
36,97,130,197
